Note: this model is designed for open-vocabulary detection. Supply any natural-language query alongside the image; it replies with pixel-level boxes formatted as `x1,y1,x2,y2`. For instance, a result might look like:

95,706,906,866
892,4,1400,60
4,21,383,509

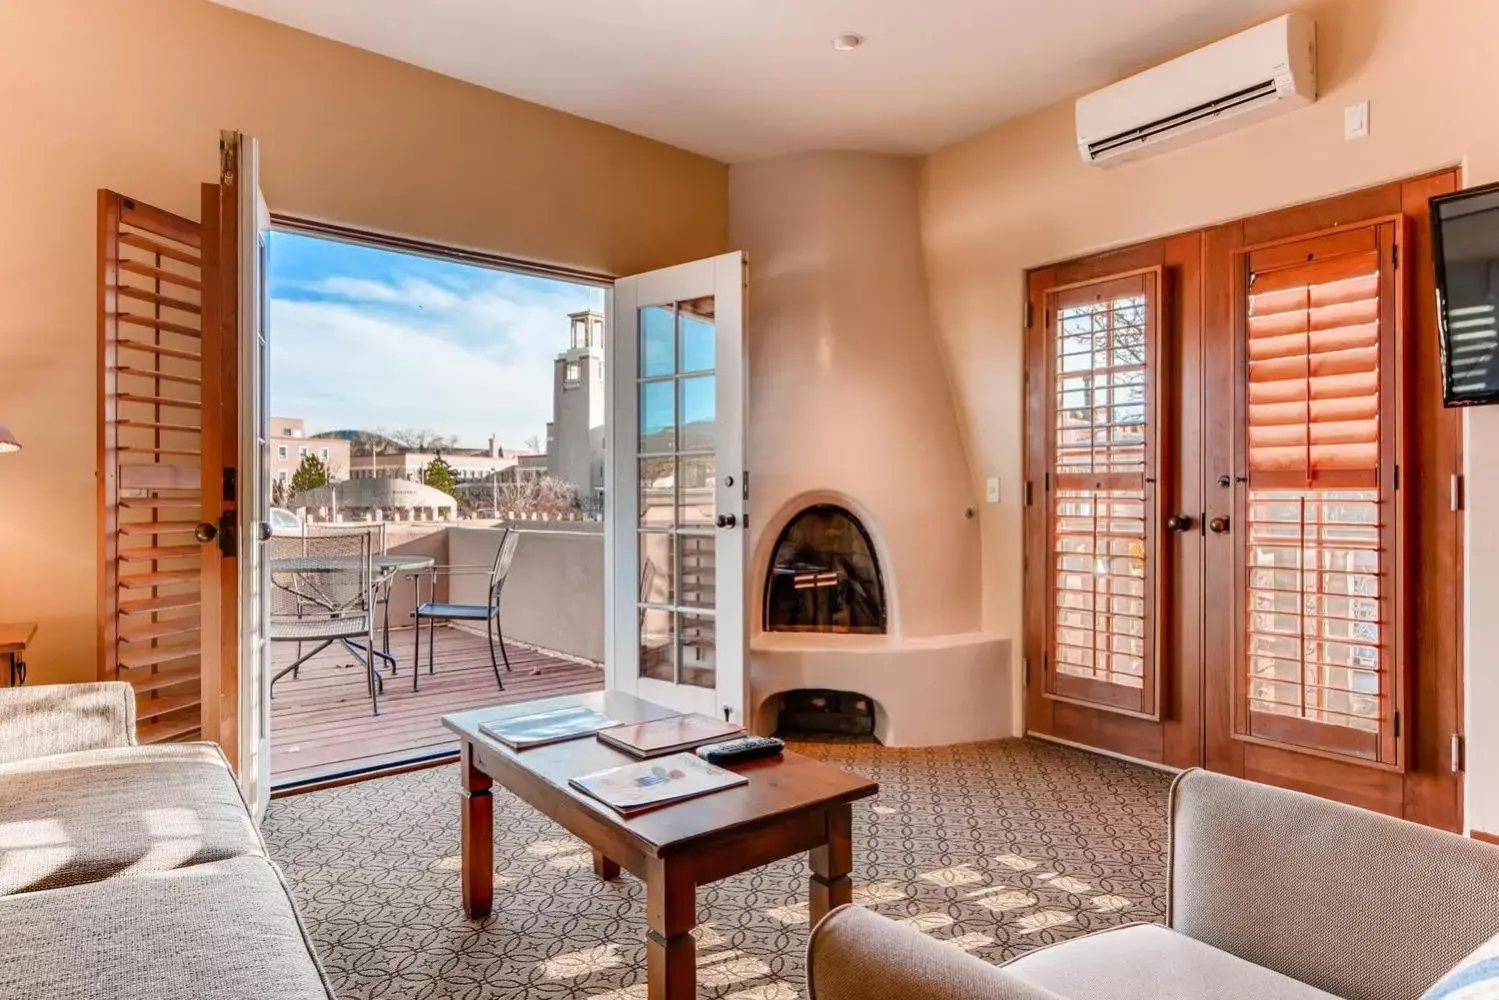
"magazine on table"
569,752,748,814
596,713,744,758
479,704,620,749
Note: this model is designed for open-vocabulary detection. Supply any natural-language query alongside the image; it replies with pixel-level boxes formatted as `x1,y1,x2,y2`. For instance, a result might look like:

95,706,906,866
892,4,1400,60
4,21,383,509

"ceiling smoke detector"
831,33,864,52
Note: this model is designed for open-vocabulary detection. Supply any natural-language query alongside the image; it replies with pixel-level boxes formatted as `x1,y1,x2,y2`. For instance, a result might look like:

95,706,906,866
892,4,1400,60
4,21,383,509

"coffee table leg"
460,743,493,919
645,858,695,1000
809,803,853,926
592,848,621,881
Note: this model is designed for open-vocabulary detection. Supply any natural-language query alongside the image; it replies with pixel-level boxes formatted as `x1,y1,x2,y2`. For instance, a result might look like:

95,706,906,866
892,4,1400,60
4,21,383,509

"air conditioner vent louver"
1076,13,1316,166
1086,80,1280,161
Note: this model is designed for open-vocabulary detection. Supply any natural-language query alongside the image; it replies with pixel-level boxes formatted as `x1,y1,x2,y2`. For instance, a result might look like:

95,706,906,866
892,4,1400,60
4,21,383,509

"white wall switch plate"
1345,101,1370,140
986,477,1001,503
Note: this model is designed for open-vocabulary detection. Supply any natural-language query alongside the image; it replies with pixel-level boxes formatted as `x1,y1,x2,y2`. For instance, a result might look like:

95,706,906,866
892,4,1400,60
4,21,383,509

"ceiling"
210,0,1292,163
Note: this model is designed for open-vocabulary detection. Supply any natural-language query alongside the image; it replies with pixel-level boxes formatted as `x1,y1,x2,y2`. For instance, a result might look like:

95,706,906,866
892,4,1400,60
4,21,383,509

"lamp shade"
0,422,19,453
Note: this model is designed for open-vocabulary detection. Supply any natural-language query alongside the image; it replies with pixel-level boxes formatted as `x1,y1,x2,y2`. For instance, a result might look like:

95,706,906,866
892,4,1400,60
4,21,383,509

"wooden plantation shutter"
1237,220,1403,765
1044,270,1162,718
99,192,209,743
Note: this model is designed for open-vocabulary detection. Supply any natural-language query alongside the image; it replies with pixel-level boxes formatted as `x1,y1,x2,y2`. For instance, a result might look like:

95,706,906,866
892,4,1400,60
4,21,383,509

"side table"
0,622,36,687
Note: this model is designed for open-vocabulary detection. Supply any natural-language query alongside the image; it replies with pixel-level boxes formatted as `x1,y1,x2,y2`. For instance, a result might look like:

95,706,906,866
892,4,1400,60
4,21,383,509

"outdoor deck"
270,624,604,786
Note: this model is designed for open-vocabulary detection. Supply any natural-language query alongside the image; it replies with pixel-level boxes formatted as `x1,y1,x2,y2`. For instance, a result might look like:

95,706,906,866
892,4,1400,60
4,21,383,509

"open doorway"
264,224,609,788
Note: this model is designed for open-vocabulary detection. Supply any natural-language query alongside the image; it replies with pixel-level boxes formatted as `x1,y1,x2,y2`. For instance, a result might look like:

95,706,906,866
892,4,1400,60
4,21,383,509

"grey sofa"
0,682,334,999
810,768,1499,1000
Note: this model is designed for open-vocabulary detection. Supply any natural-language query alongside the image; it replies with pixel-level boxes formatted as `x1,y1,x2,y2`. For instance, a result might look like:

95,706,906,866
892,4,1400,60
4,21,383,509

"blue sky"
267,232,604,449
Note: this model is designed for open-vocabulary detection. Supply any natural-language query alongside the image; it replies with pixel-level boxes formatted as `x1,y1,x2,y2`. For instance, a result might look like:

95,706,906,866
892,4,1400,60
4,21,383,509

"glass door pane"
636,298,718,689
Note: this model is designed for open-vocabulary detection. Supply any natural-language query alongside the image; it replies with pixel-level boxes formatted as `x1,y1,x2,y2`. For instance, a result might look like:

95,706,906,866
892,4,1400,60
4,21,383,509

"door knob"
258,522,272,543
1165,514,1195,532
1208,515,1231,534
715,513,737,529
194,522,218,543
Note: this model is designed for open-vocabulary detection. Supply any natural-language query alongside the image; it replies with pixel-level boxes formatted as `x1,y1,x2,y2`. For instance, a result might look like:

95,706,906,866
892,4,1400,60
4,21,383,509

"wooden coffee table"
443,692,878,1000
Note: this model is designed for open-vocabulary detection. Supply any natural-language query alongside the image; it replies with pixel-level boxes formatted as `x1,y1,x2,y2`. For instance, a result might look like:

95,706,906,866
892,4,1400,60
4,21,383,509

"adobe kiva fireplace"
765,504,886,634
735,150,1012,748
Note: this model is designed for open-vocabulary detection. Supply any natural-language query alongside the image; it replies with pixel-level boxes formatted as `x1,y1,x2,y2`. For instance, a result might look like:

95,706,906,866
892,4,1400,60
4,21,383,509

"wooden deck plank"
270,624,602,784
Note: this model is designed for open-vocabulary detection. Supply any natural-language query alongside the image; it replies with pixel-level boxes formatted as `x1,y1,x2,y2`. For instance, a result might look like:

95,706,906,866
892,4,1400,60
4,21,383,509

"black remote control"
696,736,785,765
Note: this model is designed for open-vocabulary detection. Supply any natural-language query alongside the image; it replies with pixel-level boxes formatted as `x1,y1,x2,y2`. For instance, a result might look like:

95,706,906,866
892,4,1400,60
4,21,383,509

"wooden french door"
1025,172,1464,829
1201,172,1463,830
99,131,269,812
1024,236,1205,768
606,253,749,724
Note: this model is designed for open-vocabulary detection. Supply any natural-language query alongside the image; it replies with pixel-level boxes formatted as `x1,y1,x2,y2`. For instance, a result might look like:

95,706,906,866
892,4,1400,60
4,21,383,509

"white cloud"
311,275,468,312
269,297,559,447
268,259,603,449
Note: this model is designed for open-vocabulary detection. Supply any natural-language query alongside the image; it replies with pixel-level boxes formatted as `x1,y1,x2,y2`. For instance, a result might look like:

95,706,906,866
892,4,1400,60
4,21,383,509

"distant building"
270,417,350,487
546,309,606,508
346,435,541,485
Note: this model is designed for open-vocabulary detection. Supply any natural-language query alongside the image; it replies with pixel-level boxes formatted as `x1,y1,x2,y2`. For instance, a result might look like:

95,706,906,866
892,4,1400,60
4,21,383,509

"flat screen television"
1432,182,1499,406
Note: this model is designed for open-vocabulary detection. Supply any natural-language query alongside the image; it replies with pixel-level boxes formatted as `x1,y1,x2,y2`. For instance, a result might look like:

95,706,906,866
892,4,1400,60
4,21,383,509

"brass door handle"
715,513,737,529
1208,515,1231,534
195,522,218,543
1165,514,1194,532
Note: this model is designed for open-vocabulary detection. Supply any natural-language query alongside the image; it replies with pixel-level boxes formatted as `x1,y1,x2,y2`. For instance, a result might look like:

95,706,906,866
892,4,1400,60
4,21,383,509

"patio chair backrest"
268,531,373,625
303,520,388,555
487,528,521,611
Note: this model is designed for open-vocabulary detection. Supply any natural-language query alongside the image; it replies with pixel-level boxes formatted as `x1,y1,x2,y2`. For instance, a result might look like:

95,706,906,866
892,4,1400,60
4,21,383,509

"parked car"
269,507,303,535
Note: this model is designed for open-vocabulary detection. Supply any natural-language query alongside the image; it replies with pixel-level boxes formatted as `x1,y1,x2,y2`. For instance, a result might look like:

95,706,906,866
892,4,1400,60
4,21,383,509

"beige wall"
919,0,1499,825
0,0,726,685
447,526,604,663
730,152,981,638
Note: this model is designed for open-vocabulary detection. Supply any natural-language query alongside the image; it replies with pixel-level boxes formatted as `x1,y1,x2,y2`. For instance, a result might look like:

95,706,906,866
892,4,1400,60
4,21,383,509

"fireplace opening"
775,689,877,739
764,504,886,633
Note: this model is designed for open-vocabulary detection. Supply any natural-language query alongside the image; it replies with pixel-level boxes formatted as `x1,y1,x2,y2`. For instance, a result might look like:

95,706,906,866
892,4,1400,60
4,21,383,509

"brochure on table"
478,704,619,749
596,714,744,758
569,752,749,815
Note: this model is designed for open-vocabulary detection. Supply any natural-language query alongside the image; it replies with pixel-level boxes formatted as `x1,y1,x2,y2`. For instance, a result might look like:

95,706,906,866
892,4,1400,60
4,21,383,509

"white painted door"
235,133,272,820
606,253,748,723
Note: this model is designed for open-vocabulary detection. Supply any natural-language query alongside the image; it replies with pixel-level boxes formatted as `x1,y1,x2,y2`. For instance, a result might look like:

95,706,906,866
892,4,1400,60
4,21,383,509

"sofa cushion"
1004,924,1341,1000
0,856,334,1000
0,742,264,895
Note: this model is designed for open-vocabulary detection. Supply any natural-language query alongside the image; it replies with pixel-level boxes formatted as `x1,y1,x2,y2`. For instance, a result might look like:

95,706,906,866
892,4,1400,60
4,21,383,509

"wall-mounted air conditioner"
1076,12,1316,167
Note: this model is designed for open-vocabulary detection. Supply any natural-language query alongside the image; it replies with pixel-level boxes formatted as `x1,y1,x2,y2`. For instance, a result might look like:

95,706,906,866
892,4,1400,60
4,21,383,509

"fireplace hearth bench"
0,683,333,999
808,768,1499,1000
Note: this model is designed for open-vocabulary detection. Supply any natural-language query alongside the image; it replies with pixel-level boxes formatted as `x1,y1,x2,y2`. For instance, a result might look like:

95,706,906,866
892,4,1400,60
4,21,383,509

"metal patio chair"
410,527,520,692
305,521,396,662
268,532,394,716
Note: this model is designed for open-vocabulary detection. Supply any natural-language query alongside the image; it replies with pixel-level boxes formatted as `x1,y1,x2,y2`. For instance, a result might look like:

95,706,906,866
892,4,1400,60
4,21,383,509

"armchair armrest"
0,682,136,765
808,905,1066,1000
1169,767,1499,1000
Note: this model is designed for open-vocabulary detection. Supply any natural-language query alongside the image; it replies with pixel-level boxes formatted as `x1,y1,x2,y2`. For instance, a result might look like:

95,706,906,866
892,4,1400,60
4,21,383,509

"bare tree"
388,428,458,452
523,434,542,454
493,475,576,517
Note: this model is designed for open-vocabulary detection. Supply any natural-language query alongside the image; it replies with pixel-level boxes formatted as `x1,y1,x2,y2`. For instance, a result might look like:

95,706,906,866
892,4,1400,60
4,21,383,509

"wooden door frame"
1022,169,1465,830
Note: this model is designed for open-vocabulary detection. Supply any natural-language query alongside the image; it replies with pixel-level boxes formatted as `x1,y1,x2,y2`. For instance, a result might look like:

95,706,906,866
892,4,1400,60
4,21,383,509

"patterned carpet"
262,738,1172,1000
